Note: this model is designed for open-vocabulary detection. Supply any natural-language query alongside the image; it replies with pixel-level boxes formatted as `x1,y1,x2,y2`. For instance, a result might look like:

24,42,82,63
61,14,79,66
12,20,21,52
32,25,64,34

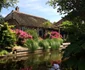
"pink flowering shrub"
14,29,32,46
50,31,62,39
44,31,62,39
15,29,32,39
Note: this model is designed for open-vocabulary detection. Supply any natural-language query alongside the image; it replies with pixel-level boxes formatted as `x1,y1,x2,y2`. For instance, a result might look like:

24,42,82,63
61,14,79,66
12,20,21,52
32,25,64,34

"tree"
48,0,85,70
0,15,4,23
47,0,85,21
0,0,18,11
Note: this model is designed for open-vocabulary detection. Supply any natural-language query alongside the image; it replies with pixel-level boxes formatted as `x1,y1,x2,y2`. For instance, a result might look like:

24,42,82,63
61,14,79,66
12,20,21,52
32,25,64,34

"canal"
0,51,62,70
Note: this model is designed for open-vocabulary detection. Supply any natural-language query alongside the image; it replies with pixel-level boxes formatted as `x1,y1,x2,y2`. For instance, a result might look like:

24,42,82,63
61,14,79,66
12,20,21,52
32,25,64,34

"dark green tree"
0,15,4,23
48,0,85,70
47,0,85,21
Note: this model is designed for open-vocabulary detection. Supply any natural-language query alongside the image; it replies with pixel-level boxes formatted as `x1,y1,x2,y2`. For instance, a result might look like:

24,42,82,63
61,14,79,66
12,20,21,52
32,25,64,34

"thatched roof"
53,19,65,29
5,10,48,28
54,19,63,26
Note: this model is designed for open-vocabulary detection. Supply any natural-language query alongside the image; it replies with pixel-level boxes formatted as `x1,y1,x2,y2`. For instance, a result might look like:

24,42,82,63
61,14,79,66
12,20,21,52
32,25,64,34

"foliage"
46,39,61,50
48,1,85,67
44,31,62,39
50,31,62,39
57,38,63,44
62,39,85,70
43,21,52,28
15,29,32,39
0,22,16,48
39,39,50,51
61,20,85,43
60,21,73,31
25,39,39,52
0,50,8,56
15,29,32,46
25,29,38,40
47,0,85,21
0,0,18,11
60,20,85,69
44,32,50,39
0,15,4,23
47,0,84,13
59,20,85,70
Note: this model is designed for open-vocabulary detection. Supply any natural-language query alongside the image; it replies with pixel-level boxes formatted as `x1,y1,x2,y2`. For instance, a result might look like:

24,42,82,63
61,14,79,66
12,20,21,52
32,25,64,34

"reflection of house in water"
5,6,55,38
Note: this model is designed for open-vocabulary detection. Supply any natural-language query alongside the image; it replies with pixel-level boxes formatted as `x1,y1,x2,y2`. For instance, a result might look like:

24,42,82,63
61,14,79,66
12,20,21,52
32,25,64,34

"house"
53,19,68,40
5,6,55,38
53,19,64,28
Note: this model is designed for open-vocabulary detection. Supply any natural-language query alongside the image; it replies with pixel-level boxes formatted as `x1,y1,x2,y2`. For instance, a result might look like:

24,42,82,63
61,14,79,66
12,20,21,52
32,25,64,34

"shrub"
44,32,51,39
0,22,16,48
39,39,50,51
25,29,38,40
15,29,32,39
44,31,62,39
47,39,60,50
15,29,32,46
57,38,63,44
62,40,85,70
25,39,39,52
0,50,8,56
50,31,62,39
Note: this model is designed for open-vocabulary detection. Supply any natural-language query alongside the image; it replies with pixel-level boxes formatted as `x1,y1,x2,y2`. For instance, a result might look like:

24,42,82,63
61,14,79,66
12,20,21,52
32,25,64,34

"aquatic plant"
39,39,50,51
25,39,39,52
47,39,61,50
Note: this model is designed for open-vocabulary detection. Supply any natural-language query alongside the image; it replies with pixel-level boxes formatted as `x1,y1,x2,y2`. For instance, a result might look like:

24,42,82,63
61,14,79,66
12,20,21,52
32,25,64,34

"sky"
0,0,64,23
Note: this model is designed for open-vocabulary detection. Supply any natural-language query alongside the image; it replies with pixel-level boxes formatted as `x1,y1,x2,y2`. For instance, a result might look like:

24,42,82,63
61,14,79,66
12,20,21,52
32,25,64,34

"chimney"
15,6,19,12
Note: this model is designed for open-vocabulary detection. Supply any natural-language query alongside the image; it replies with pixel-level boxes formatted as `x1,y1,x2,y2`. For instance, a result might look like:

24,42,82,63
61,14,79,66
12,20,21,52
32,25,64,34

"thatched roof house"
5,7,48,29
5,7,56,37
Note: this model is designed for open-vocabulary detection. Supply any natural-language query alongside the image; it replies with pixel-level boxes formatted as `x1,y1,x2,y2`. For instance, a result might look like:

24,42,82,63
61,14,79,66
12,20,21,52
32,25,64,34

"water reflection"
0,51,62,70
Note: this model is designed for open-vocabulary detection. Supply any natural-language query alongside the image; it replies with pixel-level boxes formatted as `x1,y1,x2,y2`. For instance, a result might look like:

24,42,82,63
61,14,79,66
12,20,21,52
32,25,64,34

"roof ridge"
12,10,47,20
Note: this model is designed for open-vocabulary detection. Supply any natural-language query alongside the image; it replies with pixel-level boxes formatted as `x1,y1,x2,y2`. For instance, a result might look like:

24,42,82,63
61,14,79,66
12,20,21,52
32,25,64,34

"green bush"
0,50,8,56
0,22,16,48
47,39,60,50
25,29,38,40
25,39,39,52
57,38,63,44
39,39,50,51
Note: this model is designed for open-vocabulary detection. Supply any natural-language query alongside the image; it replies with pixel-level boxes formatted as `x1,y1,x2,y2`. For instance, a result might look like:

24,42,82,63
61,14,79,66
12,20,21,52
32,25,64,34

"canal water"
0,51,62,70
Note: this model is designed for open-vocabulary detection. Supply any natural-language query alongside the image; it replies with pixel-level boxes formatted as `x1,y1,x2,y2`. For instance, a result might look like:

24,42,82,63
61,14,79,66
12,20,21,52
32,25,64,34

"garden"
0,22,63,56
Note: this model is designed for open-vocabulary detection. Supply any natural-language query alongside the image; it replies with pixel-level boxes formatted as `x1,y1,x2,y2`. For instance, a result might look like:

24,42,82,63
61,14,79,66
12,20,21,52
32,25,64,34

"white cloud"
17,0,59,16
0,0,63,22
16,0,63,22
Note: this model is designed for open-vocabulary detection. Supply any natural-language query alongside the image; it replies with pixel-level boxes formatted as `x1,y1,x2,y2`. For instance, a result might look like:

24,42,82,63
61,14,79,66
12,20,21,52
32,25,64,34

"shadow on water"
0,51,62,70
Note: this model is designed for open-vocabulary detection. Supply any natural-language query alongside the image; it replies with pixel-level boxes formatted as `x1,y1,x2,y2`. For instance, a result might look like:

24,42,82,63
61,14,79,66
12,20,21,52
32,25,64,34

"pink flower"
50,31,62,39
15,29,32,39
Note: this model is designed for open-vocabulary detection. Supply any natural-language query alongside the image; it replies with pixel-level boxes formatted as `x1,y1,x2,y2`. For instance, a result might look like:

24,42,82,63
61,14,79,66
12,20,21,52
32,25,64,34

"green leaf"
78,57,85,70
